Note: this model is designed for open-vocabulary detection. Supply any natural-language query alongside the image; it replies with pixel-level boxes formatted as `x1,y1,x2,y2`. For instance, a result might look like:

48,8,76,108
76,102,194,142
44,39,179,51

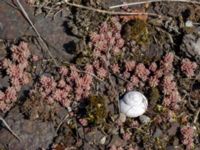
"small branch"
193,108,200,124
77,70,105,82
56,114,69,132
16,0,41,39
109,0,200,9
2,0,18,9
113,73,132,83
16,0,59,66
64,0,161,18
0,116,22,141
63,61,105,83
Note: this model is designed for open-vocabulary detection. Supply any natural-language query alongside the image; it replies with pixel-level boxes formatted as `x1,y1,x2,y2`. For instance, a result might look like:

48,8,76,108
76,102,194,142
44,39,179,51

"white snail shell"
119,91,148,118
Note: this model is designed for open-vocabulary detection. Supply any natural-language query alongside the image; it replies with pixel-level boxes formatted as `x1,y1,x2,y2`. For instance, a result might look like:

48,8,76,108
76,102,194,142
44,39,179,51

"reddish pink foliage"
163,52,174,63
22,72,30,85
37,64,94,107
97,67,107,78
154,69,163,79
162,75,175,95
162,75,181,110
0,91,5,100
53,89,68,102
59,66,68,76
46,97,54,105
161,52,174,74
149,62,157,72
112,46,121,54
40,76,57,95
130,75,139,87
111,63,120,74
162,63,173,74
149,76,159,87
11,42,30,63
32,55,39,62
126,82,133,91
82,75,93,91
181,125,195,150
7,64,21,78
90,32,100,42
58,79,66,88
90,17,124,57
117,52,182,110
2,59,12,68
5,87,17,102
135,63,150,81
70,65,79,80
123,71,131,79
181,58,198,78
85,64,94,73
0,42,31,112
11,78,21,92
75,87,84,100
0,101,7,111
125,60,136,72
79,118,88,126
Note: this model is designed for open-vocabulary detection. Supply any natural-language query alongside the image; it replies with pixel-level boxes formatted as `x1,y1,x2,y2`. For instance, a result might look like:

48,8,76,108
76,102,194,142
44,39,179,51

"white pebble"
185,20,193,27
100,136,106,145
139,115,151,124
119,91,148,118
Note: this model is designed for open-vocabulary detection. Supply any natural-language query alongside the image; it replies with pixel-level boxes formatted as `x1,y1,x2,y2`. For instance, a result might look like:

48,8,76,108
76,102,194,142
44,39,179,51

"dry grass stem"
56,114,69,132
0,116,21,141
109,0,200,9
16,0,59,66
193,108,200,124
64,0,161,18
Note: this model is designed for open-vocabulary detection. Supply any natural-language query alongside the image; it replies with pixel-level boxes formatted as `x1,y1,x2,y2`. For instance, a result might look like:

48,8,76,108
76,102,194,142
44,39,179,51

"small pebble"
185,20,193,27
139,115,150,124
153,127,163,138
100,136,106,145
119,113,126,123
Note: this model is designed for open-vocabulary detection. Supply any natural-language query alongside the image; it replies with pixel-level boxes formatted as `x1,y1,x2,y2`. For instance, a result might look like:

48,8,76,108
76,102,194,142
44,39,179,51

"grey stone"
139,115,151,124
0,107,56,150
153,127,163,138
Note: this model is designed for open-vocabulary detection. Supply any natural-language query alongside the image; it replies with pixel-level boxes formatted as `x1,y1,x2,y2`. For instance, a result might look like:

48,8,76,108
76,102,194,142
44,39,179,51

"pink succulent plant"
135,63,150,81
181,58,198,78
125,60,136,72
181,125,195,150
0,42,31,112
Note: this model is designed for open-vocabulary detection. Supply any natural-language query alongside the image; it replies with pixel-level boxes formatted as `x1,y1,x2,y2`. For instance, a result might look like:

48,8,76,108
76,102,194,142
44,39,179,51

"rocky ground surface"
0,0,200,150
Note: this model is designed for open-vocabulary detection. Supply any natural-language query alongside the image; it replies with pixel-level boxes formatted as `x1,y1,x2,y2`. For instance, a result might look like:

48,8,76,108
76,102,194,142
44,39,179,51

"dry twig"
193,108,200,124
109,0,200,9
64,0,161,18
16,0,59,66
0,116,21,141
56,114,69,132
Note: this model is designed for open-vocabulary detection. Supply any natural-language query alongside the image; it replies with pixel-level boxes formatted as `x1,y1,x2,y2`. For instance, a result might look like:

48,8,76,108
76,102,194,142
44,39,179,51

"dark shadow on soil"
63,41,76,54
63,21,77,37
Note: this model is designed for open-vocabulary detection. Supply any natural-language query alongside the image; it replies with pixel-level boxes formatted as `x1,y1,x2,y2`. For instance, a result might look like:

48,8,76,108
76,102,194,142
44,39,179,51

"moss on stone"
123,19,149,45
149,87,161,107
86,95,107,125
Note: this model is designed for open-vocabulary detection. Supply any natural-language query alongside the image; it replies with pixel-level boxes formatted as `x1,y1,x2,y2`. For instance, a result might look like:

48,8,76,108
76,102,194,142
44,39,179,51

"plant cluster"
181,58,198,78
0,42,31,112
31,64,94,108
0,14,199,149
181,125,195,150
